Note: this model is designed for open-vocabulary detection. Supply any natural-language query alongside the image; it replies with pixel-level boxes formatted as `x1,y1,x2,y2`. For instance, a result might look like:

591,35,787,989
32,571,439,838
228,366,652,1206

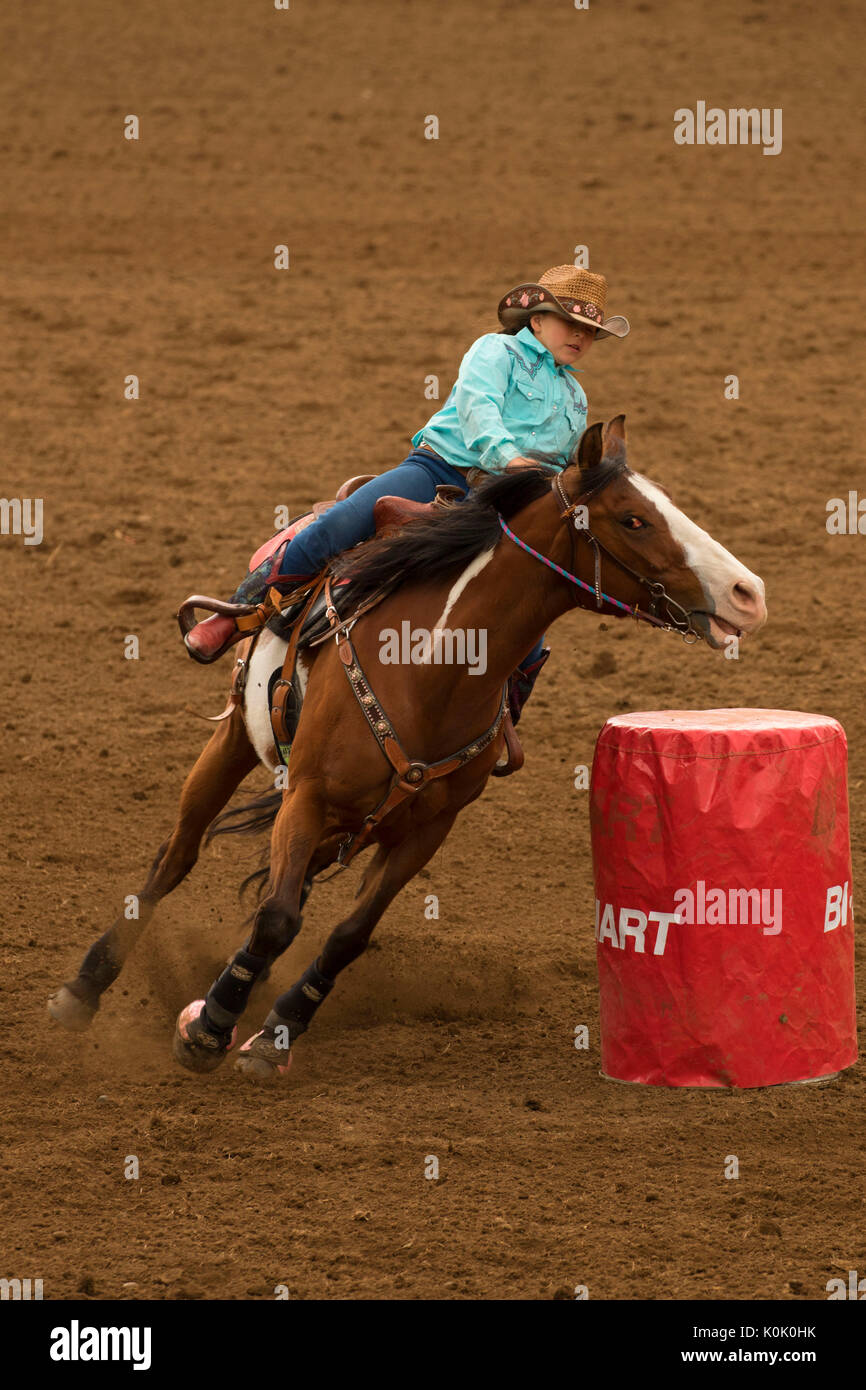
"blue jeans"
278,448,545,669
278,449,466,575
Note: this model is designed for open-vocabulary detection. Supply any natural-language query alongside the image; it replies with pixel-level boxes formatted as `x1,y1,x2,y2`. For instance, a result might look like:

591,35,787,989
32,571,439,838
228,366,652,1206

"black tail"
207,790,283,902
236,864,270,902
207,790,282,842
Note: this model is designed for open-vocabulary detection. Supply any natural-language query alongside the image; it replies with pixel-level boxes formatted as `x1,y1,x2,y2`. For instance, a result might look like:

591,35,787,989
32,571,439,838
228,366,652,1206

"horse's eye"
620,515,646,530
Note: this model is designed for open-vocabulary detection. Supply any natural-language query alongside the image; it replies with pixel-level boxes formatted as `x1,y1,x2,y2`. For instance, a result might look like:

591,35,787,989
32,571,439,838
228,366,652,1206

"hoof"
172,999,237,1074
235,1030,293,1081
48,984,98,1032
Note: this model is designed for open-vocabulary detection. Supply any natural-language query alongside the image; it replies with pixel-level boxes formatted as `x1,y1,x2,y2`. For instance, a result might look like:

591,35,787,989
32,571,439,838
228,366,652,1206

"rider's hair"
472,308,540,337
497,310,535,335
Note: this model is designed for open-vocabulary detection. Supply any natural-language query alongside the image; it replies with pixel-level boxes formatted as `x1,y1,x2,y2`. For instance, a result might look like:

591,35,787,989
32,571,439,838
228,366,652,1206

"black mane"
330,464,559,605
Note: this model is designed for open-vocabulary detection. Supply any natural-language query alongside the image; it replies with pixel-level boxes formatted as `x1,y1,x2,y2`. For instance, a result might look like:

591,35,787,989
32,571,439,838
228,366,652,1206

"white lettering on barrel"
596,900,618,947
595,901,680,956
618,909,647,952
648,911,680,955
824,882,850,932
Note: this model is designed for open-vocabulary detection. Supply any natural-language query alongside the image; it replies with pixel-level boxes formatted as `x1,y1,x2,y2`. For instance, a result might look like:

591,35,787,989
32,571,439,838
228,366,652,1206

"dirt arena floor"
2,0,864,1302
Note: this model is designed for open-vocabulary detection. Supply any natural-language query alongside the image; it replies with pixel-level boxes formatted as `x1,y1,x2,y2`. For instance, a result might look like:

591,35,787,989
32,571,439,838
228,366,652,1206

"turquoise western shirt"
412,326,588,474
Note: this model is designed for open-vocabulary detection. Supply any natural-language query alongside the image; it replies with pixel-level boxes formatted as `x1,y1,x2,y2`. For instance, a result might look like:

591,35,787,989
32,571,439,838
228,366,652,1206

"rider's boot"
182,554,312,665
507,647,550,727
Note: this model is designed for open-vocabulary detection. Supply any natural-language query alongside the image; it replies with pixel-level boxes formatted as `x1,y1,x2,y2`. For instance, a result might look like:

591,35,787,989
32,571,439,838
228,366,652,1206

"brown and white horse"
48,418,766,1078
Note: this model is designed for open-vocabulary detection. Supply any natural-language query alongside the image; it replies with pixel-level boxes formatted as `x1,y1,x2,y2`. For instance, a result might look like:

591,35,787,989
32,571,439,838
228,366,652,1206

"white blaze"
630,474,764,619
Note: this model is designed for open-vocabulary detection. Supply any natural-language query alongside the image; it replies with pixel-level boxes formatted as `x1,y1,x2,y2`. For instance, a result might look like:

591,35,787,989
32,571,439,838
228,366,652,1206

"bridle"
496,470,702,643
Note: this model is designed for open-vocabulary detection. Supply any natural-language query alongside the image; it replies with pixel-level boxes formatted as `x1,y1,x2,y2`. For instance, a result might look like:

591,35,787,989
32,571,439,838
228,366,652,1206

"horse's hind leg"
172,783,326,1073
49,706,258,1031
236,806,458,1080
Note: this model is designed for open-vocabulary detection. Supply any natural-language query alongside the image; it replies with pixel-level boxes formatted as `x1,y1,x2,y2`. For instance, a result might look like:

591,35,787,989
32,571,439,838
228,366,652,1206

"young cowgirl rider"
183,264,629,722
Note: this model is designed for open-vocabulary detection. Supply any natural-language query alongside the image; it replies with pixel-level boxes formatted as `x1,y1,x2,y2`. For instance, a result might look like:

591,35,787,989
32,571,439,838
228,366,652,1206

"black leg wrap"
265,957,335,1042
205,948,270,1028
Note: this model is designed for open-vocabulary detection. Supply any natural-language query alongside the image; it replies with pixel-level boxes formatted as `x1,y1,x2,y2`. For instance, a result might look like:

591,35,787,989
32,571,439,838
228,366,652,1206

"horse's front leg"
236,802,459,1080
173,785,325,1074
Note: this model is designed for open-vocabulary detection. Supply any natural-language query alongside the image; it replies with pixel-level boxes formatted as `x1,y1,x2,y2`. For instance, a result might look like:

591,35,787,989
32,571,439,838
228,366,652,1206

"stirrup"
177,593,261,635
177,584,308,661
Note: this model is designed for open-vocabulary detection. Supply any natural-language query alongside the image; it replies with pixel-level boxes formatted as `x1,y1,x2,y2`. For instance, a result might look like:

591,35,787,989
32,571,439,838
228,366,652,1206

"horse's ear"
575,422,604,472
602,414,627,455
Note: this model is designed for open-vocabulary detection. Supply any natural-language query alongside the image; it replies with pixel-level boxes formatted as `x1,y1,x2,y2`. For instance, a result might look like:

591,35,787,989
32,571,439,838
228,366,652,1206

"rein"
496,474,701,642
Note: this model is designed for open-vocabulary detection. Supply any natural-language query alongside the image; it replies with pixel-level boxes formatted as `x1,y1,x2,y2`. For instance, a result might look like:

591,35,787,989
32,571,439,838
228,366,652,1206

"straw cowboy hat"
498,265,630,341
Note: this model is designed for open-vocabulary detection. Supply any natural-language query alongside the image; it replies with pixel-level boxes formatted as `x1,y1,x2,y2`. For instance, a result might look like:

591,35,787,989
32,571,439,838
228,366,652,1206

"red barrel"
590,709,857,1088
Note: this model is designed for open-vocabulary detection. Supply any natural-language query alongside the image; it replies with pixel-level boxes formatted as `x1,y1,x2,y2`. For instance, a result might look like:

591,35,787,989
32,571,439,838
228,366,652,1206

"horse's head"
565,416,766,647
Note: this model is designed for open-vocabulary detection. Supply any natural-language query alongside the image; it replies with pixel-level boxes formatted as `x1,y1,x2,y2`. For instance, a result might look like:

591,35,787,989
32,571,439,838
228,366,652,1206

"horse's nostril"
733,582,757,608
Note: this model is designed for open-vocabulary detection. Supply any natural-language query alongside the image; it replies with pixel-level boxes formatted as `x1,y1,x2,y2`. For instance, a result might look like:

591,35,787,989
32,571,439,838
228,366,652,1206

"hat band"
558,296,604,325
502,286,605,325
